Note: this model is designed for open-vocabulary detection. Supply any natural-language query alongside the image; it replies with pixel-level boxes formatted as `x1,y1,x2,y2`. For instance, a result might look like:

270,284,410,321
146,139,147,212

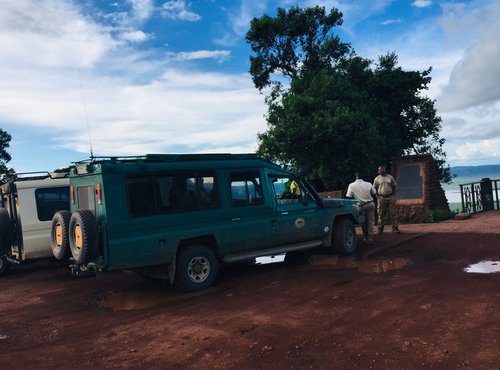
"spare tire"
50,210,72,261
0,208,12,256
69,210,98,265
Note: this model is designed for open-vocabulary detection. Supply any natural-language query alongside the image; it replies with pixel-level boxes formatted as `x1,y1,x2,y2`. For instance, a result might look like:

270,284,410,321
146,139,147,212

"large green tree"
246,5,450,190
0,129,14,182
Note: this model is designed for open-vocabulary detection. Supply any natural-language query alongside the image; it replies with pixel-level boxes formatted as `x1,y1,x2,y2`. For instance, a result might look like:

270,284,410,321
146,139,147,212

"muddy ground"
1,211,499,370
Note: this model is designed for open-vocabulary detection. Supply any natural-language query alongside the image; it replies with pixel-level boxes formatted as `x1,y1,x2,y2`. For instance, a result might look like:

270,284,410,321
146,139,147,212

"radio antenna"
77,65,94,159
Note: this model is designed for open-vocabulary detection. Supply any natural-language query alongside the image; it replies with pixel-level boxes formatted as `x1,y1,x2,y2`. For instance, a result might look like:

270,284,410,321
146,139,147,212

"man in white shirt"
346,172,376,244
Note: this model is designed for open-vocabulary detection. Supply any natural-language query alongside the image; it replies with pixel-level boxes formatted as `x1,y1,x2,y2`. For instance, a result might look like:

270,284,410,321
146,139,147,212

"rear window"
35,187,70,221
77,186,96,213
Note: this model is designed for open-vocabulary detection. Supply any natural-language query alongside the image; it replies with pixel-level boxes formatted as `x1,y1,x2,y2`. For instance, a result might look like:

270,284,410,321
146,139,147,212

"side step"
222,240,323,263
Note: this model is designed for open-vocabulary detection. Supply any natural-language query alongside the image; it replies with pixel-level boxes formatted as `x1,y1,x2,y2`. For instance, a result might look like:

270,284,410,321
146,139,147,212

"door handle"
281,211,289,215
232,217,241,222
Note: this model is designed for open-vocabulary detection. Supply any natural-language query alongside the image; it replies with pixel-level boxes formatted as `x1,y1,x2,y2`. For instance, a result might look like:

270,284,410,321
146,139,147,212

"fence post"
480,178,494,211
460,184,465,213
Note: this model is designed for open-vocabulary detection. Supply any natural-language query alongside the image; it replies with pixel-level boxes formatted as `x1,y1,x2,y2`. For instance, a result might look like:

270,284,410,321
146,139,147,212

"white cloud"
0,0,115,68
412,0,432,9
172,50,231,62
0,0,265,166
119,30,152,42
128,0,155,22
161,0,201,22
214,0,267,46
436,3,500,112
380,19,402,26
454,140,500,163
327,0,394,32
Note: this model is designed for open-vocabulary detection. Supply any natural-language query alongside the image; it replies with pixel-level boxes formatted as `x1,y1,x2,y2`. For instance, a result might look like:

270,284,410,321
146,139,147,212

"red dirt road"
1,211,499,369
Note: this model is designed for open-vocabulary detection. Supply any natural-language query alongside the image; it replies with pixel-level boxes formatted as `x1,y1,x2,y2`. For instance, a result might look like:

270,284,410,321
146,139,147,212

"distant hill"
450,165,500,178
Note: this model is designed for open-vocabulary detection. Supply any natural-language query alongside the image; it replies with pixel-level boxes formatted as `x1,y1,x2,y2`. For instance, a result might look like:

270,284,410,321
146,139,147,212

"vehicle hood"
321,197,359,208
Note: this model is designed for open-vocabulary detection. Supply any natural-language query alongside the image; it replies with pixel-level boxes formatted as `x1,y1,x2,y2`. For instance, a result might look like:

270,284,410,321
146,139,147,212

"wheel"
0,208,12,256
69,210,98,265
50,210,72,261
175,244,219,292
0,255,11,277
333,218,357,255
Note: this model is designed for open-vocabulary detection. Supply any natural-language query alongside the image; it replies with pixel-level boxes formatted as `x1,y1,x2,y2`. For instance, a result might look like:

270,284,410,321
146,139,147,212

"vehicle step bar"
222,240,323,263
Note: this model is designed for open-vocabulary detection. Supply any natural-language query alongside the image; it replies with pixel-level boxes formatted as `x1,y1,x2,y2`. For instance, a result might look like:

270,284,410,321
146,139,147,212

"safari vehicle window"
271,176,301,203
172,172,218,211
127,171,219,216
230,171,263,206
77,185,96,213
127,176,156,215
35,187,70,221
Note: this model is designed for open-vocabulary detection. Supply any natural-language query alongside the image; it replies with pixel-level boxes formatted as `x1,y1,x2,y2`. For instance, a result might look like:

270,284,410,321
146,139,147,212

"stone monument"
392,154,449,223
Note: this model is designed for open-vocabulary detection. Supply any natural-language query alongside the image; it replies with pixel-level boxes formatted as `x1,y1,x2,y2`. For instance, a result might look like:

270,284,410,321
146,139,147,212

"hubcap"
187,256,210,283
345,228,354,246
55,224,63,246
74,225,83,250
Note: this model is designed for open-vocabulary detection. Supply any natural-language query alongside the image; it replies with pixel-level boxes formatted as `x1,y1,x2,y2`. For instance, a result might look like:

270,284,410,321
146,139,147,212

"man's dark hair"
355,172,363,179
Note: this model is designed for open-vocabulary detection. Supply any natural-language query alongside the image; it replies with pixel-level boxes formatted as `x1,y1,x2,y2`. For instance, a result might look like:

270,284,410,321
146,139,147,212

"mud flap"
168,256,176,285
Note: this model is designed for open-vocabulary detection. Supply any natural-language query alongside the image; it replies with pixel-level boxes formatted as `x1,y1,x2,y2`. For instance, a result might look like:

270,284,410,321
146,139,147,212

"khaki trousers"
377,195,399,229
361,202,375,242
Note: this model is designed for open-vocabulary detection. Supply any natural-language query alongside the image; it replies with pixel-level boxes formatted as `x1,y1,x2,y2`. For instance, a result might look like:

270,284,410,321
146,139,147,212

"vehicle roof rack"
2,169,70,183
73,153,262,165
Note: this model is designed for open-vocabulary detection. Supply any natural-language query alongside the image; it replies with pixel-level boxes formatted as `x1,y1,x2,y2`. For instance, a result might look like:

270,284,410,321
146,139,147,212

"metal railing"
460,178,500,214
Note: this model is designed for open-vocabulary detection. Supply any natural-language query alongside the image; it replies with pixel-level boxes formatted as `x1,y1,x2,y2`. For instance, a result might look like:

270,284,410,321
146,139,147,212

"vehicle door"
20,186,70,259
225,169,277,254
269,175,324,246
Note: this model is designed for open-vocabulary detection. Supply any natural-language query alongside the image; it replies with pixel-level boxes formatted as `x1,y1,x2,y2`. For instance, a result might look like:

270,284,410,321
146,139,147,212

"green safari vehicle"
50,154,363,291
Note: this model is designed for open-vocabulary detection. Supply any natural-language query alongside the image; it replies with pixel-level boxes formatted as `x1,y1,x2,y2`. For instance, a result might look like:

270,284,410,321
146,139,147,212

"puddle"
464,260,500,274
305,255,412,273
102,255,412,310
255,253,412,273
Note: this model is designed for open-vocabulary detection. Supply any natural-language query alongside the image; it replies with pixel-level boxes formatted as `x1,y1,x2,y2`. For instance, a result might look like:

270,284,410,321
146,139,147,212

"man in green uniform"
373,165,400,234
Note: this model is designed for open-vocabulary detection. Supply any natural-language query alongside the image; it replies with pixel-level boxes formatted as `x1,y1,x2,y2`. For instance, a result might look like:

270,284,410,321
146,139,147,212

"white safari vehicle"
0,171,70,276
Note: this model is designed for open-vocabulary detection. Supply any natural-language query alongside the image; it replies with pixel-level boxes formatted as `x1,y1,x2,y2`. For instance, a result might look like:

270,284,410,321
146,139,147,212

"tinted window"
230,171,263,206
35,187,70,221
127,176,156,215
77,185,96,213
127,171,219,216
170,173,219,211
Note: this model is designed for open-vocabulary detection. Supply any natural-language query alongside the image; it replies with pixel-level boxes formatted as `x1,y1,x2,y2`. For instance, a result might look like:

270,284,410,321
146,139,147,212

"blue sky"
1,0,500,173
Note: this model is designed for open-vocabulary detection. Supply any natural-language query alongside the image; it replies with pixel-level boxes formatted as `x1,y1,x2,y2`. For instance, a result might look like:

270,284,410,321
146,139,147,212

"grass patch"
426,208,459,223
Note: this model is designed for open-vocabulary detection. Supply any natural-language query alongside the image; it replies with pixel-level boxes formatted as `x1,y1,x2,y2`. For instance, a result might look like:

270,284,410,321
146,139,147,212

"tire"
333,218,357,255
0,255,11,277
0,208,12,256
175,244,219,292
50,210,72,261
69,210,98,265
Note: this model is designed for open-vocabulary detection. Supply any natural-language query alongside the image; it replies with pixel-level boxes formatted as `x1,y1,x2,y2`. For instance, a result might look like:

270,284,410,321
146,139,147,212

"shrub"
425,209,458,223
